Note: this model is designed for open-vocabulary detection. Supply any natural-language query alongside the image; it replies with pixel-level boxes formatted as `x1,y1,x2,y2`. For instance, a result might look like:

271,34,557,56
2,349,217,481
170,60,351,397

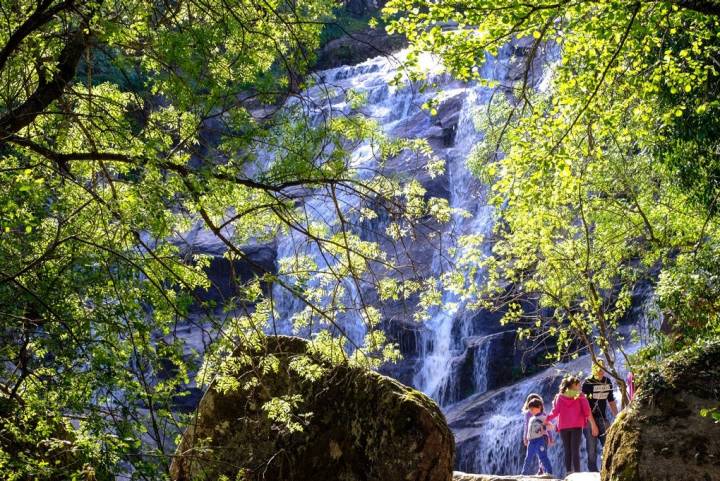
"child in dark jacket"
546,376,599,474
522,397,553,475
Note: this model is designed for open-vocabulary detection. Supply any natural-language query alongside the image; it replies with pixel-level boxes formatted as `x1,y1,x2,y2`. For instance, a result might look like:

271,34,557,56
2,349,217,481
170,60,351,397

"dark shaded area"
170,336,455,481
603,338,720,481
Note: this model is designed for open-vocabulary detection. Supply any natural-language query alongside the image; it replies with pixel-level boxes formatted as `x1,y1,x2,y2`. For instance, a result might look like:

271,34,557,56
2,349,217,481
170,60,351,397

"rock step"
453,472,599,481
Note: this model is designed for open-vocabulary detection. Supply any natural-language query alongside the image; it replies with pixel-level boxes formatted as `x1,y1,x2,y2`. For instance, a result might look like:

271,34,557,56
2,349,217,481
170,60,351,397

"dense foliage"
0,1,450,479
384,0,720,398
3,0,720,478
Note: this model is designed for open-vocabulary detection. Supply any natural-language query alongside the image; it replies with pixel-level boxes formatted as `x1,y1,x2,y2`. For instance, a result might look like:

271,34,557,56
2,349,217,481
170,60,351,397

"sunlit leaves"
385,0,720,370
264,395,307,430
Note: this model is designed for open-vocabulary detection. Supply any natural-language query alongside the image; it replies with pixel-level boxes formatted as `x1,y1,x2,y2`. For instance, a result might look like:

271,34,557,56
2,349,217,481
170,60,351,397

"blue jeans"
522,437,553,475
584,417,607,472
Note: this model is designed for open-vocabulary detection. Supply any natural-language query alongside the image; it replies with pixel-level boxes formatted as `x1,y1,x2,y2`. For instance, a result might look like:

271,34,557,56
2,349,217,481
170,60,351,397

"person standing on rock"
546,376,598,475
582,360,619,472
521,397,554,476
522,393,550,475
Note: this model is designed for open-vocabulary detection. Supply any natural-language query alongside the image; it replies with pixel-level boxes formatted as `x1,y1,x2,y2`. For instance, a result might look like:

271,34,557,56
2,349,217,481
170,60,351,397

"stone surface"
170,335,454,481
453,472,558,480
314,28,407,70
452,471,599,481
173,224,277,307
565,474,600,481
602,338,720,481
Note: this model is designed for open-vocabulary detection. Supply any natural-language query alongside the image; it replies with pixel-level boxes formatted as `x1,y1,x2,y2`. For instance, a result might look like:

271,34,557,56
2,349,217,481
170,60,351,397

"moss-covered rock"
602,338,720,481
170,336,454,481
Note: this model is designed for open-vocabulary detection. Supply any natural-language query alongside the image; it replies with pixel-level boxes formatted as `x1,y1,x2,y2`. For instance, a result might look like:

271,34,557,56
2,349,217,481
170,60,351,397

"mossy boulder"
602,338,720,481
170,336,454,481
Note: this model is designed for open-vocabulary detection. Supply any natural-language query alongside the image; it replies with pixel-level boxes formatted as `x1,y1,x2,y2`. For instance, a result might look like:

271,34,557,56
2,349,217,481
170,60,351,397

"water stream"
263,39,562,473
189,37,654,475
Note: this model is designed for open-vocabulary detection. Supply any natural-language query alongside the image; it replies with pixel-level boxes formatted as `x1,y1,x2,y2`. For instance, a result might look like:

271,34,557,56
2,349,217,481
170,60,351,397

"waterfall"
265,38,558,405
166,30,664,476
267,51,489,352
411,86,494,404
189,35,633,475
266,39,555,398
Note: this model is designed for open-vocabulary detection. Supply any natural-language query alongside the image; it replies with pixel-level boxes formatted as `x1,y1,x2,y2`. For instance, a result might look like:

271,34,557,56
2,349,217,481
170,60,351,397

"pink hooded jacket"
546,393,591,430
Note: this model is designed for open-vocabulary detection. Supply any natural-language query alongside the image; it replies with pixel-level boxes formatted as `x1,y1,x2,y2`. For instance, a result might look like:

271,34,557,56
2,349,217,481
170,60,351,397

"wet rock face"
603,338,720,481
196,244,276,304
173,225,277,307
314,29,407,70
170,336,454,481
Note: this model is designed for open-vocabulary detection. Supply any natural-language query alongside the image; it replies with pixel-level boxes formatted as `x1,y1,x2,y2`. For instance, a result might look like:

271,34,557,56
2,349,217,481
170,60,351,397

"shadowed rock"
170,336,454,481
603,338,720,481
314,29,407,70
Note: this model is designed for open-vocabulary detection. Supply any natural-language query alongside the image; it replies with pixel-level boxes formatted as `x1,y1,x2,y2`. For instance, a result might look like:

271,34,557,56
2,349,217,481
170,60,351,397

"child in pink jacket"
546,376,599,474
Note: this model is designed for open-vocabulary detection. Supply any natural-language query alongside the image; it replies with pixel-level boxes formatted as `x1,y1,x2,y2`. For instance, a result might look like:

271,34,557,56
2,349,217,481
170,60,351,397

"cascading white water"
471,335,492,395
267,52,488,350
268,40,555,402
409,38,559,405
411,86,496,403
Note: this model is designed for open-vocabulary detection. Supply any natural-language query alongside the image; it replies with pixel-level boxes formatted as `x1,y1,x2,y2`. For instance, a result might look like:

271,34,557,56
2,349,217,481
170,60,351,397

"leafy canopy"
384,0,720,393
0,0,449,479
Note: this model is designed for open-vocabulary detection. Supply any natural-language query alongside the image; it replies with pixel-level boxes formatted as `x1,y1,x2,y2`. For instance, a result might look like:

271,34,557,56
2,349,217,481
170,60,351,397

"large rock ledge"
170,336,454,481
603,338,720,481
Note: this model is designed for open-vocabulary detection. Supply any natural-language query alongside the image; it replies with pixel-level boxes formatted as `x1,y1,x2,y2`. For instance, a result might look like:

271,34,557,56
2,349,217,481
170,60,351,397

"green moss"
171,336,454,481
603,337,720,481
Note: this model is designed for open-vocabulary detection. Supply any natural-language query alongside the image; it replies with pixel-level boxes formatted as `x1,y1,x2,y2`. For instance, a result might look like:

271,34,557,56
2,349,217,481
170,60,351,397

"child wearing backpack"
522,393,552,474
521,397,554,476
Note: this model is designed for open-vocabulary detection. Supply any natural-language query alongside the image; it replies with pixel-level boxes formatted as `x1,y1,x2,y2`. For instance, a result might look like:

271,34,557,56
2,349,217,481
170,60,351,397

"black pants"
560,428,583,474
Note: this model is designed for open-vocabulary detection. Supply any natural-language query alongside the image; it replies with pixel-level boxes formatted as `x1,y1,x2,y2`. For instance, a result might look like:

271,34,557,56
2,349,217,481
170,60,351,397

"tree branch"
0,28,89,138
0,0,75,72
6,134,352,194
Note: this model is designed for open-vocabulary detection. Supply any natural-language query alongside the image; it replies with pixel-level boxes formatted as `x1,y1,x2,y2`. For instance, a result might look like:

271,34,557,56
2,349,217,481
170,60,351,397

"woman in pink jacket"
546,376,599,474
